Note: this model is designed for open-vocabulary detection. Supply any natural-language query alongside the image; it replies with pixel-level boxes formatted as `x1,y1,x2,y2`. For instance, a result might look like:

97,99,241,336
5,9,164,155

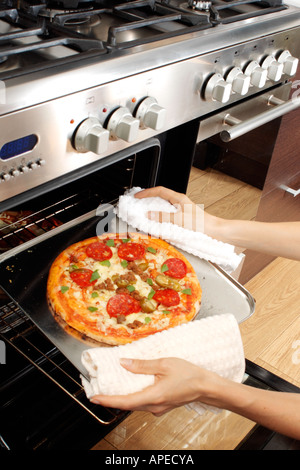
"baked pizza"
47,233,202,345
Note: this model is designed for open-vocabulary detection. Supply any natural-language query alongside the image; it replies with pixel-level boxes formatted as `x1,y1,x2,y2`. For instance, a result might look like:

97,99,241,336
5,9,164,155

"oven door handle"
220,95,300,142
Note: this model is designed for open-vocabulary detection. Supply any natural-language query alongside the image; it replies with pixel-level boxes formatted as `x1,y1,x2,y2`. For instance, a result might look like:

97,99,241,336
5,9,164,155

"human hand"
135,186,220,238
90,357,224,416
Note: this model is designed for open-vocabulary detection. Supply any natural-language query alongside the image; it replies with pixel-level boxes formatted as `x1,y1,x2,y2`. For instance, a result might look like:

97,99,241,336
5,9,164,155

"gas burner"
176,1,212,16
187,0,211,11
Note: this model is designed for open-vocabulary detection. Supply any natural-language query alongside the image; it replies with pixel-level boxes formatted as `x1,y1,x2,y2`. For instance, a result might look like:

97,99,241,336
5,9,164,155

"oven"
0,0,300,450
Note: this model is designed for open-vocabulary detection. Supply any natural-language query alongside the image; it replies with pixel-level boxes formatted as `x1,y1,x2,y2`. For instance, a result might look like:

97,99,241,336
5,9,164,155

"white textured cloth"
115,187,243,272
81,313,245,415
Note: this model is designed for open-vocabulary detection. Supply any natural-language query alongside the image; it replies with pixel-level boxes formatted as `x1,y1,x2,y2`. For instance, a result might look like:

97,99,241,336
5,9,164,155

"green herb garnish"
91,291,99,298
182,288,192,295
147,288,155,300
147,246,156,254
90,270,100,282
88,306,98,312
162,310,171,314
161,264,169,273
69,264,78,272
60,286,69,294
100,260,111,267
144,317,151,324
121,260,128,268
106,239,115,247
122,238,131,243
126,285,135,292
146,278,153,286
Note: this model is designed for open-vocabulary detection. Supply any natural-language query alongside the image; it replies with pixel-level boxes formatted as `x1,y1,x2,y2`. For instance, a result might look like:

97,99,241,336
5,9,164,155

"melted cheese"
65,242,181,332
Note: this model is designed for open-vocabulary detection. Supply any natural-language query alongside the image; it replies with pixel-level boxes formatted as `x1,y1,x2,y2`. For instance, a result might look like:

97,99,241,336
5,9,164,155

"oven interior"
0,140,161,450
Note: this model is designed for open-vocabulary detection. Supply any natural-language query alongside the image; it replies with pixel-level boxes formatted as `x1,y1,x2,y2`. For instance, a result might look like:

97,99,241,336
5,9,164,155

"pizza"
47,233,202,345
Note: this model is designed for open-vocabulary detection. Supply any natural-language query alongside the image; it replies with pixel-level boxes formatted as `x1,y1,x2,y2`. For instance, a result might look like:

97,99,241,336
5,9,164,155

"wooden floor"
92,167,300,450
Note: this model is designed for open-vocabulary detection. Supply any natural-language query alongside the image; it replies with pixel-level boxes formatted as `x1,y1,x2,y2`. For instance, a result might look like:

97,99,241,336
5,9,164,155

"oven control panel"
73,98,167,154
204,50,299,103
0,26,299,203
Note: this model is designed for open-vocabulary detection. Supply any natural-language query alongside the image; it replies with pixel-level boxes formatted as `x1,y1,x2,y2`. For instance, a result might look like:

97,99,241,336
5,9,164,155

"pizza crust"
47,233,202,345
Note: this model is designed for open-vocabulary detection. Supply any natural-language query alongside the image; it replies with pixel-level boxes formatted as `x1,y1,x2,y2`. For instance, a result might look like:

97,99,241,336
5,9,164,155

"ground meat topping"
126,320,143,329
96,278,115,291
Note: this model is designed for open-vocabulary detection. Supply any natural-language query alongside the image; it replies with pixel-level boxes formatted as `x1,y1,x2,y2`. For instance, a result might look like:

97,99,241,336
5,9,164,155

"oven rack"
0,190,104,254
0,300,124,426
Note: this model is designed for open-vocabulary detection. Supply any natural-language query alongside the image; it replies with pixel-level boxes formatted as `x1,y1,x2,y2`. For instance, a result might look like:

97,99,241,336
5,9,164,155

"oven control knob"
277,50,299,77
74,117,109,154
261,55,284,82
20,165,30,173
226,67,250,96
244,61,268,88
135,97,166,130
10,169,20,177
1,172,10,181
204,74,232,103
28,162,38,170
107,107,139,142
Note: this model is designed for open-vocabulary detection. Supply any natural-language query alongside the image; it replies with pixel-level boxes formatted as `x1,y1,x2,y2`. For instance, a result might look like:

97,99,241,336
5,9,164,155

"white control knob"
244,61,268,88
107,107,139,142
11,169,20,177
1,172,10,181
277,50,299,77
261,55,284,82
29,162,38,170
20,165,30,173
135,97,166,130
205,73,232,103
226,67,250,95
74,117,109,154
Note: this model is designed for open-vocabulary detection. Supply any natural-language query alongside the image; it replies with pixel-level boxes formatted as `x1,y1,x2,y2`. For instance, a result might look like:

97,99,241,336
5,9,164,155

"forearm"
208,218,300,261
201,376,300,440
135,187,300,261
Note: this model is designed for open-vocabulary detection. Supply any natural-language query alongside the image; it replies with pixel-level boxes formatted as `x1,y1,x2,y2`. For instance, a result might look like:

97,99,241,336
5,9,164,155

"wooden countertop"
92,256,300,450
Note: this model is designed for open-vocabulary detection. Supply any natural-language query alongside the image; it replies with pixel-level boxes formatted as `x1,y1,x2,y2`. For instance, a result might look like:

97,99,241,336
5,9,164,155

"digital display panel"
0,134,38,160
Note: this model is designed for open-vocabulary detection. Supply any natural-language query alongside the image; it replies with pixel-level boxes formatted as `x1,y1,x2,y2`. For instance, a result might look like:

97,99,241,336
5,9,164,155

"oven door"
0,138,161,450
197,82,300,144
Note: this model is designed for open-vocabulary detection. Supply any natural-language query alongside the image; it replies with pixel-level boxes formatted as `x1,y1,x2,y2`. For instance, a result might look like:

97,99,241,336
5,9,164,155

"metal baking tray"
0,208,255,378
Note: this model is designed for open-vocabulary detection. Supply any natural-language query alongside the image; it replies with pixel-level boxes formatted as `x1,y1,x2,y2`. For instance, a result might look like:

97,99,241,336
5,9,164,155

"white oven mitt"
114,187,243,273
81,313,245,415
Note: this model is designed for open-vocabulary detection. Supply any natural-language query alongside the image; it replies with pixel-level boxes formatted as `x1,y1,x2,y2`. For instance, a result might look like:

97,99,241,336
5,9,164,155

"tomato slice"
70,268,96,288
117,242,145,261
86,241,113,261
163,258,187,279
153,288,180,307
106,293,141,317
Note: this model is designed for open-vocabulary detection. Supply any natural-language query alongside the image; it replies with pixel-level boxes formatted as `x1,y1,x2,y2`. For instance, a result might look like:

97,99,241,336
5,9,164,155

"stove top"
0,0,299,116
0,0,289,77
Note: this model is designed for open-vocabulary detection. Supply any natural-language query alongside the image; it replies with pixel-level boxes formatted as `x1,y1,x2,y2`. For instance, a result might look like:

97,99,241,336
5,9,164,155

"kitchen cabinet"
239,72,300,284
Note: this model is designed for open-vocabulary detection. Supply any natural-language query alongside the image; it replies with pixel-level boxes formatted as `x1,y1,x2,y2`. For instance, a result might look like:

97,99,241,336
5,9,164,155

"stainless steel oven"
0,0,300,450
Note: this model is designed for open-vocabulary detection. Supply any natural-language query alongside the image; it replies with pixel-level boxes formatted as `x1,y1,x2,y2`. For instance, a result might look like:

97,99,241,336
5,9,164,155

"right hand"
90,357,225,416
